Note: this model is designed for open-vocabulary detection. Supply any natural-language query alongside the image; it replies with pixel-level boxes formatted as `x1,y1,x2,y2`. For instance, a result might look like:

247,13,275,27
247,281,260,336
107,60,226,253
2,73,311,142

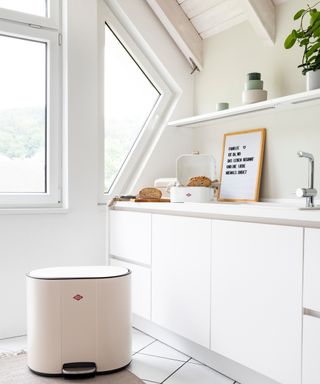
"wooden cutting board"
132,198,171,203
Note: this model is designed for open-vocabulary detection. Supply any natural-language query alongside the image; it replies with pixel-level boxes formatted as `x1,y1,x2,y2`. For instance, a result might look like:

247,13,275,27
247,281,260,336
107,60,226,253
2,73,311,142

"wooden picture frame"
218,128,266,202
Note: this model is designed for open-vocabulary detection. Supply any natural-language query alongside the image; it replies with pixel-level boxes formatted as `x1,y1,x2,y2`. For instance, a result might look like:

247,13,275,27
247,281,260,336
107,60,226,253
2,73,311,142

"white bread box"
170,153,216,203
27,266,131,378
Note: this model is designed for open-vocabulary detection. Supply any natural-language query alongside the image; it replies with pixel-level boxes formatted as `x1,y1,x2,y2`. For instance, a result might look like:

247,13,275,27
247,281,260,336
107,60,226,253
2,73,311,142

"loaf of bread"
187,176,212,187
138,187,162,200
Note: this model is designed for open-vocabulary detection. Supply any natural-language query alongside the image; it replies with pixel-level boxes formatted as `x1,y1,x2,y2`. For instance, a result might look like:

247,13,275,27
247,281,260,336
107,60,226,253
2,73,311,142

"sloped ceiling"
177,0,288,39
147,0,289,71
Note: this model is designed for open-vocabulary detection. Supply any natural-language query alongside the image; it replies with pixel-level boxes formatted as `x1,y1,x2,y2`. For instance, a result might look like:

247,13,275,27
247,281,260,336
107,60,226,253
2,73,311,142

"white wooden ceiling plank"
180,0,225,19
272,0,288,4
190,0,243,34
200,13,247,39
147,0,203,70
239,0,275,45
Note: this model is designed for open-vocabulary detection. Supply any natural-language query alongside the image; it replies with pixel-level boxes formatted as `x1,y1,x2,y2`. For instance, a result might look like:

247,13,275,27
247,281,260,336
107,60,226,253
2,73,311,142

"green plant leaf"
305,41,320,58
310,19,320,33
311,10,320,24
299,38,309,46
284,32,297,49
313,25,320,36
294,9,305,20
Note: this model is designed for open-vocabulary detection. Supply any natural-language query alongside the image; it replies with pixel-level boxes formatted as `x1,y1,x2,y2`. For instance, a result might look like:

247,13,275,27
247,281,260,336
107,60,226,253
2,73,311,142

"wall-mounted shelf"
168,89,320,128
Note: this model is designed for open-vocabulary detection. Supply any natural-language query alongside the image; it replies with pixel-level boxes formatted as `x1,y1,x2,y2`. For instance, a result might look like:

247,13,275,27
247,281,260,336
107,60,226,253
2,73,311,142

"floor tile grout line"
132,329,237,382
133,328,192,362
160,357,192,384
187,355,236,382
0,335,26,342
145,337,190,361
201,362,236,383
137,352,189,363
133,339,157,355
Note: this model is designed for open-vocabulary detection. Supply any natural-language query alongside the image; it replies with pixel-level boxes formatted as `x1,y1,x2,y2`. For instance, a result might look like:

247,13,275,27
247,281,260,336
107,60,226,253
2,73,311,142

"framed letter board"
218,128,266,202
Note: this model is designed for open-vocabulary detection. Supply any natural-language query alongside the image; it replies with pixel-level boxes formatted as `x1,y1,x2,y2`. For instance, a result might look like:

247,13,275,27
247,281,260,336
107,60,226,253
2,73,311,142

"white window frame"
0,1,60,29
98,0,181,201
0,3,62,208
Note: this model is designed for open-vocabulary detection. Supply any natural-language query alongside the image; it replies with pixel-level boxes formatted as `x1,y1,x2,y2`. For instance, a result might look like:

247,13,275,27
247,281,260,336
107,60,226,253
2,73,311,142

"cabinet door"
110,258,151,320
304,228,320,311
211,220,303,384
303,315,320,384
152,214,211,348
109,210,151,265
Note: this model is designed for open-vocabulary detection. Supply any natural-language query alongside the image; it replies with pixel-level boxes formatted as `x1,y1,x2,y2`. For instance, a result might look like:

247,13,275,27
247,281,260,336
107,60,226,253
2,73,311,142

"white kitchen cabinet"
211,220,303,384
303,315,320,384
109,210,151,265
304,228,320,312
151,214,211,348
110,258,151,320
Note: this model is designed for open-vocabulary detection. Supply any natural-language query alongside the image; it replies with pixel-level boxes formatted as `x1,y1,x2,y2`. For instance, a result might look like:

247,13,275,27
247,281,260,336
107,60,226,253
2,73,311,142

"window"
0,1,59,29
0,0,47,17
104,25,160,192
0,2,61,207
0,35,46,193
99,1,179,198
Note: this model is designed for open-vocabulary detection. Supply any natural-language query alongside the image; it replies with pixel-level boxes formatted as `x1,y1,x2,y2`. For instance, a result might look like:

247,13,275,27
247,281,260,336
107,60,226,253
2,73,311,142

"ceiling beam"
146,0,203,71
239,0,275,45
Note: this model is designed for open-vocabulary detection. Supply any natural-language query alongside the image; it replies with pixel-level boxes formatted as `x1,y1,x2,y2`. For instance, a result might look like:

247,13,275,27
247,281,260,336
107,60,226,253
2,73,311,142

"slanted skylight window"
104,24,160,193
0,0,47,17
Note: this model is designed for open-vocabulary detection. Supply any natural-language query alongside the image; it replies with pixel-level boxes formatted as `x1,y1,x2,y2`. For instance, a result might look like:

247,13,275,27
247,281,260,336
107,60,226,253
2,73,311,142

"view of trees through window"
104,24,160,193
0,35,46,193
0,0,47,17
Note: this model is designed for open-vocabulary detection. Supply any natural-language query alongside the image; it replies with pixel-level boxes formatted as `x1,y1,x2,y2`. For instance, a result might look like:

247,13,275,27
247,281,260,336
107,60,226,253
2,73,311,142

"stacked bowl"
242,72,267,104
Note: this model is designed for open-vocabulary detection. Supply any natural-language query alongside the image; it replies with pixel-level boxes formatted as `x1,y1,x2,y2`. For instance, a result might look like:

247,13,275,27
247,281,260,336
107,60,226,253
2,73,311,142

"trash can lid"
27,266,130,280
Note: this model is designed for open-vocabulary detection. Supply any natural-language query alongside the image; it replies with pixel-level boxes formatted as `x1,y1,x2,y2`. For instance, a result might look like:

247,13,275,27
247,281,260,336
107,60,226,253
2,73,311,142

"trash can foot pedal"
62,362,96,378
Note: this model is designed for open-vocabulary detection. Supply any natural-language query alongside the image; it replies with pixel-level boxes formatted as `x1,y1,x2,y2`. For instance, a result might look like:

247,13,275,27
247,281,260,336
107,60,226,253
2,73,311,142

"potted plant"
284,2,320,90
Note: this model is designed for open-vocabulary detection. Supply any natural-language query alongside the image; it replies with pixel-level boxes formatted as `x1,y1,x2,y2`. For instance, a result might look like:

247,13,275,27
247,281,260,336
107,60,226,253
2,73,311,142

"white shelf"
168,89,320,128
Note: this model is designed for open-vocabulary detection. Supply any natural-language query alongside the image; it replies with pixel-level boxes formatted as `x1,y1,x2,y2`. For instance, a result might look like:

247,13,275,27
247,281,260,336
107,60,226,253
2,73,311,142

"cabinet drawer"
303,315,320,384
110,258,151,320
109,210,151,265
304,228,320,311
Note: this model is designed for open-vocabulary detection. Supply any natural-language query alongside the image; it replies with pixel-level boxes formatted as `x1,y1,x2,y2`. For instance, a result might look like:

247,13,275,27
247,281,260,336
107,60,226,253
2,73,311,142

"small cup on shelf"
216,102,229,111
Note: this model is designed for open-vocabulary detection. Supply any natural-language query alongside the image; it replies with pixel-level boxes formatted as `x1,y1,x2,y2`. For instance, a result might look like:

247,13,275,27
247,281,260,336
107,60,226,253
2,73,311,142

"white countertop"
111,201,320,228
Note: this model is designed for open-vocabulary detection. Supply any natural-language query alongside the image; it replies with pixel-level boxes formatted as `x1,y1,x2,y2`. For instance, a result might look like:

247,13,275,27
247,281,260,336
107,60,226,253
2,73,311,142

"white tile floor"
0,328,238,384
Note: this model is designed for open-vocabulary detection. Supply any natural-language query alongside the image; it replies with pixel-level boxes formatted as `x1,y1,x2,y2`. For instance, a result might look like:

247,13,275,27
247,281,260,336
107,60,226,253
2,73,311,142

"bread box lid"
176,154,216,186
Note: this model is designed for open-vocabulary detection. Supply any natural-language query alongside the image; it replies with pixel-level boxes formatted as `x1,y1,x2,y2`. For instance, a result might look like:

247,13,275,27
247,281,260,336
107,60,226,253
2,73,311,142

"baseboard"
132,315,280,384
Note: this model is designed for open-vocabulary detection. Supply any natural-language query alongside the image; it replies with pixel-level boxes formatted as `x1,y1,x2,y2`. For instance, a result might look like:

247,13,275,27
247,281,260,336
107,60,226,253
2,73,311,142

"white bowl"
242,89,267,104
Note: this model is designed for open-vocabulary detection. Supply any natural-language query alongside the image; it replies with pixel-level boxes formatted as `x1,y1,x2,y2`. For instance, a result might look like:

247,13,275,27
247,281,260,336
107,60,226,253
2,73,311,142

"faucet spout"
297,151,314,161
296,151,316,208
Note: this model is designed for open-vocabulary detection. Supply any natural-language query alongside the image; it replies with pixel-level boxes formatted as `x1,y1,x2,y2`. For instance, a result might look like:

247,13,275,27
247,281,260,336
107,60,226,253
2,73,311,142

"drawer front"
109,210,151,265
303,315,320,384
304,228,320,311
110,258,151,320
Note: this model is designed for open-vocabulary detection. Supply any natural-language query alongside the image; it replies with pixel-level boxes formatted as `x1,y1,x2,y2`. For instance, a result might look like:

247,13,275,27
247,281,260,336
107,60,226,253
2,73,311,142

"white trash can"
27,266,131,378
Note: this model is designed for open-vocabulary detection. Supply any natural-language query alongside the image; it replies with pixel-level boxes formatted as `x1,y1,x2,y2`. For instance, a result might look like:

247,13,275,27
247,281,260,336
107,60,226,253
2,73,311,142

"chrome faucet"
296,151,317,208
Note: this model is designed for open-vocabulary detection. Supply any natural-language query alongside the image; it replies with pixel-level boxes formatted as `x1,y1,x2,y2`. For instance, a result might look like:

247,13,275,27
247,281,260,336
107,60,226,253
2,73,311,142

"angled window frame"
98,0,181,200
0,3,62,208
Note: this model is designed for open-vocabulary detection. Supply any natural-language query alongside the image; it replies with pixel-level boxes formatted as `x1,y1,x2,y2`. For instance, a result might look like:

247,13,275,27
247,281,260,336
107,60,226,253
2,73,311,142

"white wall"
193,0,320,200
0,0,106,339
0,0,194,338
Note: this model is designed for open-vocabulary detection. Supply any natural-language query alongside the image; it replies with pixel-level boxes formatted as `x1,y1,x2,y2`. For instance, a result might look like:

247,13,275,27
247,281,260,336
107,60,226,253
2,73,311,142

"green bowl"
245,79,263,90
216,102,229,111
247,72,261,81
